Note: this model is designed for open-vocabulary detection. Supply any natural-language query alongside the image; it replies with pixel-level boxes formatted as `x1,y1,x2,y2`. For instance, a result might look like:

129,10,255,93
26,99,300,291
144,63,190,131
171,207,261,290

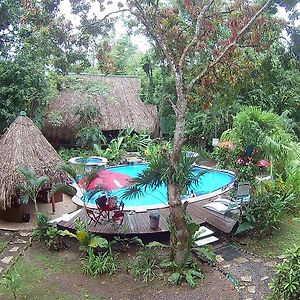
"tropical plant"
221,107,299,177
130,241,166,283
81,247,118,277
1,268,21,299
61,219,108,253
75,103,107,148
119,128,154,153
120,0,275,269
17,165,49,213
33,213,67,251
242,179,295,235
160,219,215,288
269,245,300,300
76,126,107,148
123,144,205,261
33,212,51,241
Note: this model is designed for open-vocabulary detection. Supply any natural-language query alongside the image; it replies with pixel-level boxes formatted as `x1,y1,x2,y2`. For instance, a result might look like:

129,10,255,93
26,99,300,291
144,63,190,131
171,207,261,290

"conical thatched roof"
0,115,69,210
43,74,159,144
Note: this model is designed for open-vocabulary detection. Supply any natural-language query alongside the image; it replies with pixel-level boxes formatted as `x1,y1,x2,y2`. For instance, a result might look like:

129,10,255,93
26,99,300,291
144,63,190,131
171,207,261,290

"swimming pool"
76,163,235,210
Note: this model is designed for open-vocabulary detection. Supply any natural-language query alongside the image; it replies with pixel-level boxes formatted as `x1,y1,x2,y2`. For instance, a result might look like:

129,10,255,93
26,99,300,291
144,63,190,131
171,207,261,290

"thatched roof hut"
0,114,69,210
43,74,159,145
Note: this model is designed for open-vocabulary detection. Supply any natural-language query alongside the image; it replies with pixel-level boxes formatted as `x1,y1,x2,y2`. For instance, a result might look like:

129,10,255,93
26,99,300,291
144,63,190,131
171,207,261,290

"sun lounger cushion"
203,202,229,213
213,198,233,205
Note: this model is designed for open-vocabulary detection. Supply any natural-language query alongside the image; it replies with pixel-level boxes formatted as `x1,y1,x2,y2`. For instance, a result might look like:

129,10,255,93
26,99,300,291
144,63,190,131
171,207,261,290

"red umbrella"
258,159,271,167
86,170,133,191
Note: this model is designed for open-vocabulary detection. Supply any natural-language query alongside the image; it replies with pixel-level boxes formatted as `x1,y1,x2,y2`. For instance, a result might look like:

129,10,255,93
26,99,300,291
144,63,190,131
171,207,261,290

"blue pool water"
83,164,235,208
76,157,104,164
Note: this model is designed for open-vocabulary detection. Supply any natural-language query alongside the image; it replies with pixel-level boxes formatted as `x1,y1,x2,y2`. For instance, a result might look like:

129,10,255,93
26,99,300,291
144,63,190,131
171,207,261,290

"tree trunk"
167,70,190,267
168,182,189,266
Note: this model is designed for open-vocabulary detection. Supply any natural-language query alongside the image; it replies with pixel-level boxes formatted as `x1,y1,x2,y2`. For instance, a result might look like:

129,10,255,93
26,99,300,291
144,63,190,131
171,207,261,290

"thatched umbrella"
0,113,69,210
43,74,159,145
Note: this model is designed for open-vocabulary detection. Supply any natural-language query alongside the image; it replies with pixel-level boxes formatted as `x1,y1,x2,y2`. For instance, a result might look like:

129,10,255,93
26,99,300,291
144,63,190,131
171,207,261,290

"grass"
239,212,300,256
0,240,8,253
0,250,104,300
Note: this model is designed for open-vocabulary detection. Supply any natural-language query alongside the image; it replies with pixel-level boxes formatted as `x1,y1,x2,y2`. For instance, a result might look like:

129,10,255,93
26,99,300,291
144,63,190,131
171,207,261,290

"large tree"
122,0,275,266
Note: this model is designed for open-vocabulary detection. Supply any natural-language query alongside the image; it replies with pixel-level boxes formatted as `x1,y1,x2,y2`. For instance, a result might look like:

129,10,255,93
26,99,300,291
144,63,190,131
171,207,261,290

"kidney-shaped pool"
75,163,235,210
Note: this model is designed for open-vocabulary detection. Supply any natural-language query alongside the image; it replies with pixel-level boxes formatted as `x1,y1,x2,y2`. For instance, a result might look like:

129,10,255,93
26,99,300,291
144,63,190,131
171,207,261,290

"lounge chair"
203,181,251,216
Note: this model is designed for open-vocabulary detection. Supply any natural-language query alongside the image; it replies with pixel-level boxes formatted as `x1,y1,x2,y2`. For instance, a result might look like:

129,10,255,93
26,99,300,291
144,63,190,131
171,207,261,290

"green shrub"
76,125,107,149
33,213,67,251
58,148,93,162
269,245,300,300
130,241,165,283
61,219,108,253
242,179,295,235
81,248,118,276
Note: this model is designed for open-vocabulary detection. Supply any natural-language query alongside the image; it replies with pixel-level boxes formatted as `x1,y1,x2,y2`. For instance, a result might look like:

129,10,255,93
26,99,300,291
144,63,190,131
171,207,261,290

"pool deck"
57,196,238,238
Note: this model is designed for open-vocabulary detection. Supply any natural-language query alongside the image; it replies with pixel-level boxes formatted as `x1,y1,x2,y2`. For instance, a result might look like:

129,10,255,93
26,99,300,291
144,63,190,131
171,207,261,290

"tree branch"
187,0,273,92
179,0,215,69
129,0,178,75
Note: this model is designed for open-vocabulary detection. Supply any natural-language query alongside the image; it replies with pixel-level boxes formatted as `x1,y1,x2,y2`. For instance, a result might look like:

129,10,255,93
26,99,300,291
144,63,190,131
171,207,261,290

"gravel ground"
215,244,279,300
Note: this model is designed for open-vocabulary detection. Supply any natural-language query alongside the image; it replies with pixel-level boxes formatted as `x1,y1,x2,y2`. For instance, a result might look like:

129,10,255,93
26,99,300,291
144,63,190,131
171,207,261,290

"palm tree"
17,166,49,214
123,143,205,260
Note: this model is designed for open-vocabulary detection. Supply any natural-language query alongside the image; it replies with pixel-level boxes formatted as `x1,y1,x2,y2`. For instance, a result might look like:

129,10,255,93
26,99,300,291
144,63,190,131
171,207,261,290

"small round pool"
69,156,108,171
75,163,235,210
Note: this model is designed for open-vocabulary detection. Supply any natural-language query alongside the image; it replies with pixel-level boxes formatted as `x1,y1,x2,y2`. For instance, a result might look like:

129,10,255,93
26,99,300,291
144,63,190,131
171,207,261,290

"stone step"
194,235,219,247
195,226,214,238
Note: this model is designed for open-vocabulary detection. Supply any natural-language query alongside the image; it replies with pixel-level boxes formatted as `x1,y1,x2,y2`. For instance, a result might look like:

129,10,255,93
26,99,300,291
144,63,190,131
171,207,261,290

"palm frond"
57,163,78,180
17,165,35,180
34,176,49,189
50,183,77,197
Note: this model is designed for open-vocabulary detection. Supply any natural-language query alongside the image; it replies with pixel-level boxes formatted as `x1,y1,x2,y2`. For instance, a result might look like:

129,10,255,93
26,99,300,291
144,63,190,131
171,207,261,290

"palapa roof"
43,74,159,144
0,115,69,210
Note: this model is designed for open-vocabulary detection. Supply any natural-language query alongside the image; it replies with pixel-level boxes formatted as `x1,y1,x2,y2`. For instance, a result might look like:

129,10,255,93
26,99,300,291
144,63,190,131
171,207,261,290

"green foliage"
17,165,49,213
47,111,63,127
130,241,166,283
33,213,67,251
58,148,92,163
75,102,107,149
77,126,107,148
1,268,21,299
81,248,118,277
0,60,49,133
33,213,51,241
61,219,108,253
160,257,205,288
119,128,154,153
123,143,203,200
160,220,213,287
50,183,77,198
243,180,295,235
269,245,300,300
215,107,299,180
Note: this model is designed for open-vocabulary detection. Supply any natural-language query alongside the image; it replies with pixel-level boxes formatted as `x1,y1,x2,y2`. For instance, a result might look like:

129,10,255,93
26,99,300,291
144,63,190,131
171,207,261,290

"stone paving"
0,230,31,279
215,243,280,300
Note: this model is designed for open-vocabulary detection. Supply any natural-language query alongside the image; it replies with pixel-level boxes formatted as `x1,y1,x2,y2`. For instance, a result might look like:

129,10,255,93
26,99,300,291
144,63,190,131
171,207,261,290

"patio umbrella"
87,170,133,191
258,159,271,168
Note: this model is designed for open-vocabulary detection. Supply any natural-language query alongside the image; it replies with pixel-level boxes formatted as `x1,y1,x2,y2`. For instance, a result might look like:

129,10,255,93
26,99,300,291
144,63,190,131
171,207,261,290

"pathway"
215,243,279,300
0,230,31,278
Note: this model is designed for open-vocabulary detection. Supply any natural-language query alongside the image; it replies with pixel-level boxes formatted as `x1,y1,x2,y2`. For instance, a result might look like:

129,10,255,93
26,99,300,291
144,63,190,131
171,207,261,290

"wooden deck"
57,198,238,238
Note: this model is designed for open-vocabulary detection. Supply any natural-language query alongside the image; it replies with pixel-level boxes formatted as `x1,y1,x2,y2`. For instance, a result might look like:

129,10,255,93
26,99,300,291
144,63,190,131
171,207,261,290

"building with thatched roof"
0,114,69,221
43,74,159,146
